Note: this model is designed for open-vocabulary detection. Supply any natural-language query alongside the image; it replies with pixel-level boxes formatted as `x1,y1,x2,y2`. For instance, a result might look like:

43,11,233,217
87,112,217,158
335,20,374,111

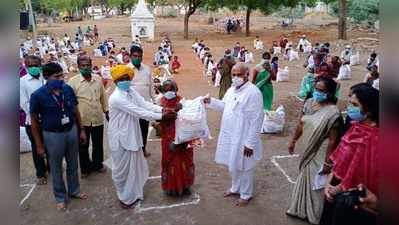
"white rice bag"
261,106,285,133
174,97,210,144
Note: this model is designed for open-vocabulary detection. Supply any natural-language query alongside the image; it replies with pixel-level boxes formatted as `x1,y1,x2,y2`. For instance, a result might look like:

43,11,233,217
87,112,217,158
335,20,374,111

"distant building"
87,5,106,20
305,1,331,14
130,0,155,41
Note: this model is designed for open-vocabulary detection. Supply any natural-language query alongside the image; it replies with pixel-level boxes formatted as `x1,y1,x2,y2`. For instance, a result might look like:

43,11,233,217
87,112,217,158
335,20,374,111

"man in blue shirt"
30,62,88,210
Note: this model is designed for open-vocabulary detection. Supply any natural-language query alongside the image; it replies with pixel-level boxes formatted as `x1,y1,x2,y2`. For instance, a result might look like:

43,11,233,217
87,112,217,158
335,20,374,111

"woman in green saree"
252,60,275,110
286,76,343,225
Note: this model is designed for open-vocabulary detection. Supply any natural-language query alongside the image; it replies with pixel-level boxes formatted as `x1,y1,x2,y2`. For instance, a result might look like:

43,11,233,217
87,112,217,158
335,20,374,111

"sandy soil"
20,15,378,225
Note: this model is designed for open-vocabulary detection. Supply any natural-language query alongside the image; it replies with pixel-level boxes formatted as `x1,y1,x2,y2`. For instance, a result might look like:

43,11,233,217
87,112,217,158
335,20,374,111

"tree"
106,0,136,15
214,0,301,37
183,0,203,39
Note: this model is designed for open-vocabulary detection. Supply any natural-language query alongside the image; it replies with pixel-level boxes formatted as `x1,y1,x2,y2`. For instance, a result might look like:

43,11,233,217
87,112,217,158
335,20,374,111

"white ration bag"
214,70,222,87
277,66,289,82
20,127,31,153
94,49,103,57
304,45,313,54
289,50,299,61
273,47,282,54
261,106,285,133
350,52,360,66
174,97,210,144
337,64,352,80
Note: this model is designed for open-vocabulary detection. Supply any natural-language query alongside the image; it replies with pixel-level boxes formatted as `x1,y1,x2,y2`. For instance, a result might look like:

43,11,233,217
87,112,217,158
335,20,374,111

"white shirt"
254,40,264,50
297,38,311,49
20,74,45,125
128,63,154,102
207,82,264,171
372,78,379,90
108,87,162,152
101,65,112,79
116,53,124,64
245,52,254,64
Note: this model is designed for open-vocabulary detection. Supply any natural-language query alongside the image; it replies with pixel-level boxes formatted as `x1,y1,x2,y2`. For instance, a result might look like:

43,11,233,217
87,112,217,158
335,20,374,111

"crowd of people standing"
20,26,379,225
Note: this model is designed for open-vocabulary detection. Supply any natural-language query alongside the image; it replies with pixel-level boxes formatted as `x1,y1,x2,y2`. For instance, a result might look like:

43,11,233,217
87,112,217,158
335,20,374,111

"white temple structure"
130,0,155,41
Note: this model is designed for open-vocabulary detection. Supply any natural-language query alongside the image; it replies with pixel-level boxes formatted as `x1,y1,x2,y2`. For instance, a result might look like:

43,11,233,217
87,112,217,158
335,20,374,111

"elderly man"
68,55,109,178
108,65,177,209
128,45,155,157
204,62,264,206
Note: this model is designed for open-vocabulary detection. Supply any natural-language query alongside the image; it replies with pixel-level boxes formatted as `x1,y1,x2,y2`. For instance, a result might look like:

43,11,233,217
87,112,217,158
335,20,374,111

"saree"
160,96,195,195
255,70,273,110
330,122,379,194
287,99,341,224
298,73,315,100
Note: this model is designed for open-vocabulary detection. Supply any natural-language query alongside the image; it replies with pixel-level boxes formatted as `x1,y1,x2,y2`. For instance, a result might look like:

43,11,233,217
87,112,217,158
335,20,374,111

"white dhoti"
230,168,255,200
111,148,149,205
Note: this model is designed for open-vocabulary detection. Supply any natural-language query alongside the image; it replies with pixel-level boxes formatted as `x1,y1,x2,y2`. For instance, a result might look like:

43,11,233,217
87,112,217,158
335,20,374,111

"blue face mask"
117,80,131,92
313,90,328,102
163,91,176,100
47,79,64,90
347,105,366,121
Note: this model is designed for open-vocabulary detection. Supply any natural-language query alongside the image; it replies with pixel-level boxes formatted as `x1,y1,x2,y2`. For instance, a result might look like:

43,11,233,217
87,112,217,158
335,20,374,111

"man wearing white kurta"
204,62,264,206
108,65,176,208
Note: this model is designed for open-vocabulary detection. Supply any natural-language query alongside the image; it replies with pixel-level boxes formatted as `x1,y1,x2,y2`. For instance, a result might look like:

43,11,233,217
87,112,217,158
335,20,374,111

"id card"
61,115,70,125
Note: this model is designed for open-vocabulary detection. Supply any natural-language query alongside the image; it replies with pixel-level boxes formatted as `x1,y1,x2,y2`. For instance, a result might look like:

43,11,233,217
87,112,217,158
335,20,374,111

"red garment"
171,60,181,70
330,122,379,195
279,38,288,49
160,96,194,194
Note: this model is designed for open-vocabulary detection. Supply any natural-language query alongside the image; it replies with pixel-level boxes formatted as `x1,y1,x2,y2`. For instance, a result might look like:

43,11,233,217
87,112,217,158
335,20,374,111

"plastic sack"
304,45,313,54
261,106,285,133
20,127,31,153
94,49,103,57
273,47,282,54
289,50,299,61
174,97,210,144
337,64,352,80
214,70,222,87
277,66,289,82
350,52,360,66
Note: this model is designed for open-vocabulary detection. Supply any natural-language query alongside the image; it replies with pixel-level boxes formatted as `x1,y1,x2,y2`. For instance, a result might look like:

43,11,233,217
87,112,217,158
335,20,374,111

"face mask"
28,67,42,77
347,105,366,121
47,79,64,90
131,58,141,67
117,80,131,92
163,91,176,100
313,90,328,102
232,76,244,87
79,68,92,77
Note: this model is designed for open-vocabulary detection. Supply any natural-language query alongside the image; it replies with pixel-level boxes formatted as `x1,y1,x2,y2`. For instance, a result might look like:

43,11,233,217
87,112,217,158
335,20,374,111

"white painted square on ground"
103,158,200,213
270,154,300,184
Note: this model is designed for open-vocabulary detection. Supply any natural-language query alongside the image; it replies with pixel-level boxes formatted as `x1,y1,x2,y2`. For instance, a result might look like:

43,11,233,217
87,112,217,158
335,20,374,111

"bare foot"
56,202,67,211
235,198,252,207
223,191,240,198
37,177,47,185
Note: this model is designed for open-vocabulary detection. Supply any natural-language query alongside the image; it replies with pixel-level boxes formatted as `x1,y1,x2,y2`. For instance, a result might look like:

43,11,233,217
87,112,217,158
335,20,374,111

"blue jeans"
43,125,80,203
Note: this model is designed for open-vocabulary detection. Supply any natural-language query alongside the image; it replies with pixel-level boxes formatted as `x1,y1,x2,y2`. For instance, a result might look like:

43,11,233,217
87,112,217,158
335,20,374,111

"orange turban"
111,65,134,81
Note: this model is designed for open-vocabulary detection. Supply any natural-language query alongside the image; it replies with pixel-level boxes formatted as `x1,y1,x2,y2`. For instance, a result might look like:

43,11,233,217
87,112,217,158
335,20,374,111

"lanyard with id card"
52,93,70,125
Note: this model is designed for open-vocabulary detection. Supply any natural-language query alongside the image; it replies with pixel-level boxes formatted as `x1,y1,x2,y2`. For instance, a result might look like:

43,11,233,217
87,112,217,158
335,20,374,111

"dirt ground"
20,15,378,225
